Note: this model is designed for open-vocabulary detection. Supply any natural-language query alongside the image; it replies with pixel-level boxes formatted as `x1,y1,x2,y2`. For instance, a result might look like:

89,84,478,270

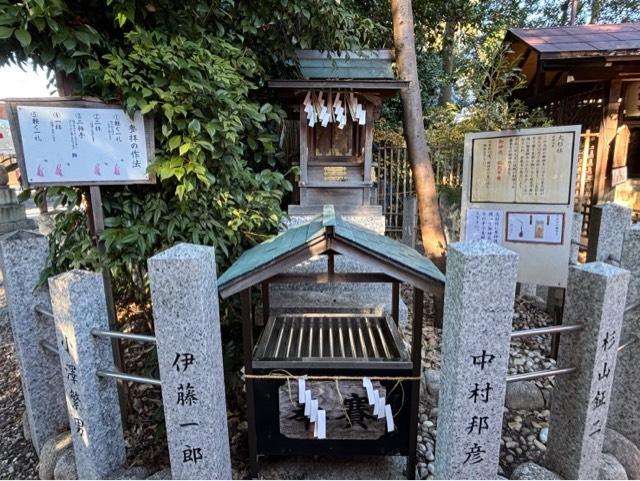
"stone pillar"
0,230,67,453
148,244,231,480
401,195,417,247
609,225,640,445
545,262,629,479
434,241,518,479
48,270,126,479
0,165,36,235
586,203,631,263
570,212,583,265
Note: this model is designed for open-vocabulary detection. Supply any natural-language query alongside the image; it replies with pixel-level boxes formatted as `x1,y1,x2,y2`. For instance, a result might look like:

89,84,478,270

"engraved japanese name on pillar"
48,270,126,479
546,262,629,479
434,241,518,479
148,244,231,480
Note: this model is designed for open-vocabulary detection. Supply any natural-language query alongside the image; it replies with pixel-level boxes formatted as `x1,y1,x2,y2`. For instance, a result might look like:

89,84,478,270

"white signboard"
461,126,581,287
5,100,154,187
465,208,503,244
612,166,628,187
470,132,574,204
505,212,564,245
0,119,14,154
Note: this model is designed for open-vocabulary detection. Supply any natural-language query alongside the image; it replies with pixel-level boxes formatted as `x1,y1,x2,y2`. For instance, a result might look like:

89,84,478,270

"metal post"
260,282,269,327
407,288,423,480
510,323,583,339
242,288,259,478
96,369,161,387
392,281,400,324
85,185,127,423
506,366,576,383
90,329,157,344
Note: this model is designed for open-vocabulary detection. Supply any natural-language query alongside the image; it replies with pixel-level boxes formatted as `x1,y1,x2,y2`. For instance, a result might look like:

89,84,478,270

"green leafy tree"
0,0,374,307
528,0,640,26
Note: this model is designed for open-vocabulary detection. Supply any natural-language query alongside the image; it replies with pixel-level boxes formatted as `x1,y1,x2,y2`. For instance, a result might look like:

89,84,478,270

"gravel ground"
0,278,558,480
0,283,39,480
400,286,557,479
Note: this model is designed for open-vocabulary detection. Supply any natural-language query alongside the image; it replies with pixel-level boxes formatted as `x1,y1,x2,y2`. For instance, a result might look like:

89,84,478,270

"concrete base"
270,287,409,326
288,204,383,217
282,214,386,235
269,256,409,326
259,455,407,480
273,213,409,325
0,218,36,235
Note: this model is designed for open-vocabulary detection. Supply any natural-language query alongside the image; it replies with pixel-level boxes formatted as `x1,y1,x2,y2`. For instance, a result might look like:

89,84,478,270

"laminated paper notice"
465,208,503,244
16,105,149,184
470,133,574,204
506,212,564,245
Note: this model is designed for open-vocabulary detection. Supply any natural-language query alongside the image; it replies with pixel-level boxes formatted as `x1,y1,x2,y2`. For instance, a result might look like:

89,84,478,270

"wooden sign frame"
3,96,157,422
461,125,581,288
4,96,156,189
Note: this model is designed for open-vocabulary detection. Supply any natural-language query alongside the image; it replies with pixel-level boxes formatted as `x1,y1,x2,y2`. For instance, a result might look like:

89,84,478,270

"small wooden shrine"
269,50,408,216
218,206,445,479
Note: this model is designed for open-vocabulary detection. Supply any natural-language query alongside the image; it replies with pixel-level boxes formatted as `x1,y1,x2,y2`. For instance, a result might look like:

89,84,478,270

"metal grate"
254,313,409,369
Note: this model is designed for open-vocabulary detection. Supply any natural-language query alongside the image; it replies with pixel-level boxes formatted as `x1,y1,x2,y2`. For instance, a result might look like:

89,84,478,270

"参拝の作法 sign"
5,98,154,188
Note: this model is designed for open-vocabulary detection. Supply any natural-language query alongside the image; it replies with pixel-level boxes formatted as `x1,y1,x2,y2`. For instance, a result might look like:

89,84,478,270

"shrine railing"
375,143,462,239
34,302,160,386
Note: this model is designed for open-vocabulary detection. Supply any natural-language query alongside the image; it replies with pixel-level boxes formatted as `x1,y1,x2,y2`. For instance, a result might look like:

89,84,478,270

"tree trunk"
560,0,570,25
569,0,579,25
391,0,447,271
438,20,456,107
590,0,601,23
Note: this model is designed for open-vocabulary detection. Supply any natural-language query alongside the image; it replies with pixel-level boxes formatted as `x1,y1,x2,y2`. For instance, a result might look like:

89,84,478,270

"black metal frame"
239,272,425,480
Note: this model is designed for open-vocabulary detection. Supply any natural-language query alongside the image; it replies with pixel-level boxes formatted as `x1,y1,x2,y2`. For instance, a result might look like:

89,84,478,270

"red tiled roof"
508,22,640,56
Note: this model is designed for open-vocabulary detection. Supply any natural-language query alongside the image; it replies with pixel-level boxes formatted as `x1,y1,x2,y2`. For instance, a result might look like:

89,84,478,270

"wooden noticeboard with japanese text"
460,125,581,288
4,97,155,188
4,97,156,417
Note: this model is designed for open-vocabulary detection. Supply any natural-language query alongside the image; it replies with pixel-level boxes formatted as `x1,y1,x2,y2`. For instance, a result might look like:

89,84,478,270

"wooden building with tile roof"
505,22,640,232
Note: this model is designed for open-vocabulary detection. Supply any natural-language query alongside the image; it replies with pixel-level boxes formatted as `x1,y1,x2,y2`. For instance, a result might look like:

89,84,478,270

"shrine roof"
296,50,396,80
268,50,408,100
218,205,445,298
506,22,640,60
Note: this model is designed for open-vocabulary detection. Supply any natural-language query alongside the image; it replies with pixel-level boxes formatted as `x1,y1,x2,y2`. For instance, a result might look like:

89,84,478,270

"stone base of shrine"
272,214,409,326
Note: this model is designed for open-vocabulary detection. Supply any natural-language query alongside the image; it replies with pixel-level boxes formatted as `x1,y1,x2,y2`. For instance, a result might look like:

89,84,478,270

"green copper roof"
217,216,326,288
218,205,445,293
332,216,445,283
296,50,395,80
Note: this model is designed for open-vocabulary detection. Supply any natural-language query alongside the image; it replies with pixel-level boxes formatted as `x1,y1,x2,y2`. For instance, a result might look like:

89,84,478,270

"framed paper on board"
461,125,581,288
4,97,155,188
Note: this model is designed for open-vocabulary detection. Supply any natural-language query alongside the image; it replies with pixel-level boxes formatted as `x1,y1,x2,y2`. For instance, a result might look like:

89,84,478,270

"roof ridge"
510,21,640,33
322,204,337,229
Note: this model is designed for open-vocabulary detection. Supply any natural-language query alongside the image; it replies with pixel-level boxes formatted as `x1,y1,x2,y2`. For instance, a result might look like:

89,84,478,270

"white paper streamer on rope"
317,409,326,439
298,377,306,404
303,90,365,128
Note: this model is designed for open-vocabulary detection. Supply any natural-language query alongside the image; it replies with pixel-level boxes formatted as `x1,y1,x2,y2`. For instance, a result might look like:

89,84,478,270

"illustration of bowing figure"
55,163,64,176
93,163,102,176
